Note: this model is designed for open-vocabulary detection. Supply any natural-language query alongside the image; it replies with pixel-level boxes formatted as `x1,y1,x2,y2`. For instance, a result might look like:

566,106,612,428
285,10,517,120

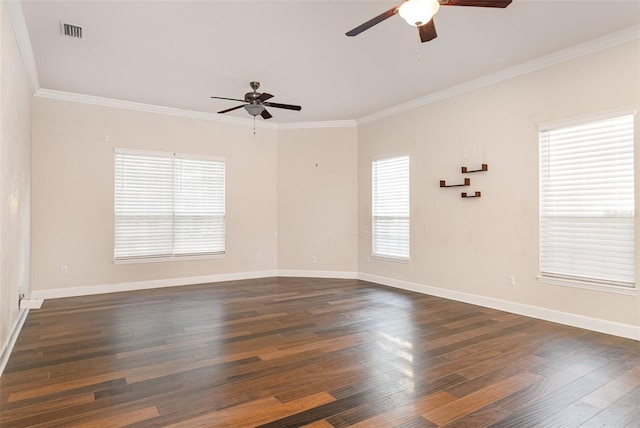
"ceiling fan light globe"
244,104,265,116
398,0,440,27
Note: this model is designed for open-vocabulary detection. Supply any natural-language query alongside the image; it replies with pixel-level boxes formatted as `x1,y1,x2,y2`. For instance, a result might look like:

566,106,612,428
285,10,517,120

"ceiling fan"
211,81,302,120
346,0,512,43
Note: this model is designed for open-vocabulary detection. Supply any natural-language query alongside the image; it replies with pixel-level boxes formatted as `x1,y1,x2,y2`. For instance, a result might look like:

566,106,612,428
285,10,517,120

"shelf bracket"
461,191,481,198
461,164,488,173
440,178,470,188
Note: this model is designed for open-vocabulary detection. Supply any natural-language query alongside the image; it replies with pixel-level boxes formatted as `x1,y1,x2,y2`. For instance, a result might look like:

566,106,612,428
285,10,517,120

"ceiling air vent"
61,23,83,38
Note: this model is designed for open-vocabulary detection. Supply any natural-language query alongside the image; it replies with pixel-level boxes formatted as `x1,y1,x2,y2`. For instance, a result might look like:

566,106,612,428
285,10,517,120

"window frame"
371,153,411,262
537,109,637,294
113,148,226,264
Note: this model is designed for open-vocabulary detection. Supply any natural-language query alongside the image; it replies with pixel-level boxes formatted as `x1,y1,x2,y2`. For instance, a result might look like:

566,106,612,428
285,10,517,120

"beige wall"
31,101,361,292
27,38,640,333
0,2,32,361
358,40,640,327
31,99,279,291
277,127,358,272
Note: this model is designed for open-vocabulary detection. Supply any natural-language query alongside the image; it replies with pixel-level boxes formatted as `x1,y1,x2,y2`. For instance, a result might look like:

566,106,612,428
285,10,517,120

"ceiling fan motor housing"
245,92,260,102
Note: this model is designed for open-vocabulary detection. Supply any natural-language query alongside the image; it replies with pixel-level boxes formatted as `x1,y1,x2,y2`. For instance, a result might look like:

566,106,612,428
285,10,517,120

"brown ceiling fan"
346,0,512,43
211,81,302,120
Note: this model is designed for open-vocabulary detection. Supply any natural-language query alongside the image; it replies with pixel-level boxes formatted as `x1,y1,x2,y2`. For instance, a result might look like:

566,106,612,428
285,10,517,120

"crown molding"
357,24,640,125
35,88,358,130
35,89,280,129
277,120,357,130
5,0,39,93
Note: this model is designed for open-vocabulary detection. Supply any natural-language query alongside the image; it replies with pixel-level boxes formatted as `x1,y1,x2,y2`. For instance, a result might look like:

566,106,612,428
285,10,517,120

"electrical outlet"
507,275,516,287
61,265,68,275
256,253,262,261
311,256,318,264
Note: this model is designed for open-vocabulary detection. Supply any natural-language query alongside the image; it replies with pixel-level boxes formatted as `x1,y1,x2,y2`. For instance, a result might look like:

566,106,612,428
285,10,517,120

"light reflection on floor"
376,329,415,393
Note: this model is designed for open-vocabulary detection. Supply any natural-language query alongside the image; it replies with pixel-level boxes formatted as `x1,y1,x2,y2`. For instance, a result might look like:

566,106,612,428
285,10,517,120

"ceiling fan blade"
442,0,512,8
261,109,273,120
263,102,302,111
418,19,437,43
258,93,274,101
211,96,246,102
217,104,245,114
346,5,399,37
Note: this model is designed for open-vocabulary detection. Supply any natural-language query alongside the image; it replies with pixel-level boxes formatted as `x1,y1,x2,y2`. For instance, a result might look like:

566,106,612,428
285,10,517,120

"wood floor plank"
26,402,161,428
166,392,335,428
73,405,160,428
624,413,640,428
445,353,546,399
7,373,125,403
441,403,510,427
489,354,640,427
578,388,640,428
580,362,640,409
0,393,95,422
348,390,456,427
301,420,335,428
1,277,638,427
533,399,602,427
422,371,542,426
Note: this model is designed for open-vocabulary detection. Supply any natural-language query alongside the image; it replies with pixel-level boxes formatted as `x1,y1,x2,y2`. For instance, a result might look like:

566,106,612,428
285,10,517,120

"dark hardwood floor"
1,277,639,427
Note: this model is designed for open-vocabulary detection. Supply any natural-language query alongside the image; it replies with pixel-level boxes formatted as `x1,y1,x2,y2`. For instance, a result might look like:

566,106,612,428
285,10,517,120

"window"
539,112,635,289
114,149,225,261
372,155,410,260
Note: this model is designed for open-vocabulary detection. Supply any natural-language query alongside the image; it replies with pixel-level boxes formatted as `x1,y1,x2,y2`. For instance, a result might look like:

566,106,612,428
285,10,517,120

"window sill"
114,253,226,265
537,275,637,296
370,254,410,264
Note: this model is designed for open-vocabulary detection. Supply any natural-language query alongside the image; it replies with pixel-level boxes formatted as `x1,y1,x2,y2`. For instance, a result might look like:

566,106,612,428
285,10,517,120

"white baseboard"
0,309,29,377
26,269,639,341
19,298,43,309
30,269,360,300
31,270,279,300
278,270,358,279
358,273,640,341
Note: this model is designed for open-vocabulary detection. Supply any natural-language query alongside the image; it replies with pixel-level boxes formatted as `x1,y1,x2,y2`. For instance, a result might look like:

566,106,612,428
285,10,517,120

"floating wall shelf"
441,163,487,199
440,178,470,188
461,191,481,198
461,164,488,173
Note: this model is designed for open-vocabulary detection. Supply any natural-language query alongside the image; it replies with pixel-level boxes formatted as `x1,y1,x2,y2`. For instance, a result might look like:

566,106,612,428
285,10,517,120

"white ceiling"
19,0,640,124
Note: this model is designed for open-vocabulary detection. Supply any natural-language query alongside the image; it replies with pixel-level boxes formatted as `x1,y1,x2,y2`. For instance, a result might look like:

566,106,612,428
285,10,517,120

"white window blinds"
539,113,635,287
372,155,410,260
115,149,225,260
